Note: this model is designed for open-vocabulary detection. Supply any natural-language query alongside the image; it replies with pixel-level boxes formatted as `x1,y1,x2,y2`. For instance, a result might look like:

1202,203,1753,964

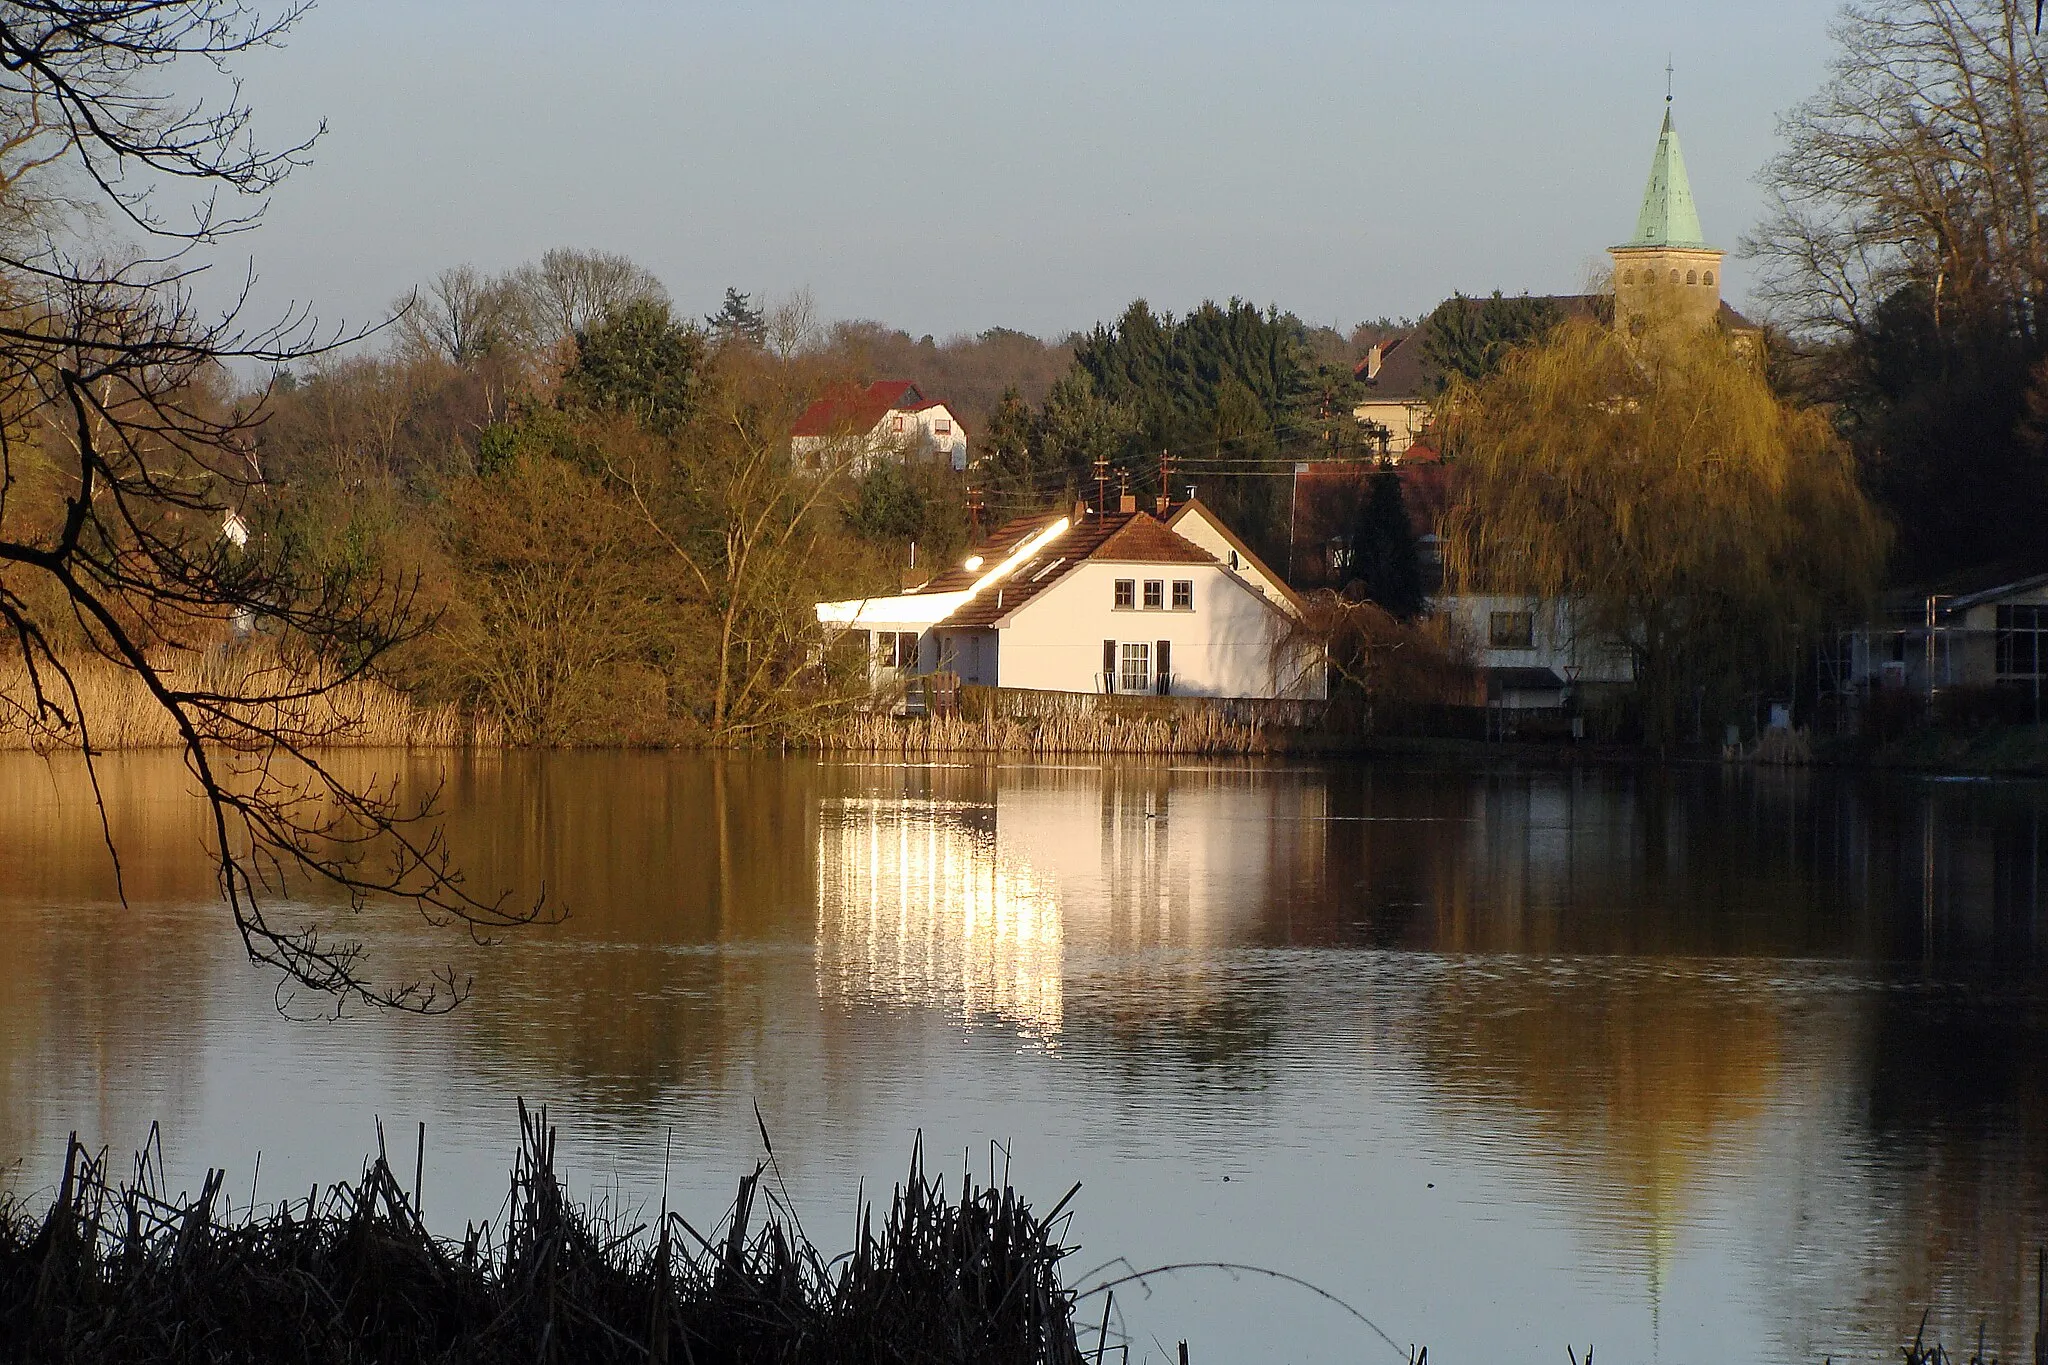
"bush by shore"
0,1105,1086,1365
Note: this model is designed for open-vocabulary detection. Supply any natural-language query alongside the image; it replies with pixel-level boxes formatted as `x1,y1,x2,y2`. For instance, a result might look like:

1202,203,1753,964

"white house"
1436,594,1635,709
790,380,969,473
816,500,1325,701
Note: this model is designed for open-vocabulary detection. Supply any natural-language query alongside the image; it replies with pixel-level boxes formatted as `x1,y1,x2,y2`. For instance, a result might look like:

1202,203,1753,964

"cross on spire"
1666,56,1674,103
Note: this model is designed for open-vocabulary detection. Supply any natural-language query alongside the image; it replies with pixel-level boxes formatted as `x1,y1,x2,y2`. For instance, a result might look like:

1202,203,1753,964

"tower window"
1669,269,1681,284
1622,269,1636,284
1703,270,1715,286
1686,270,1698,285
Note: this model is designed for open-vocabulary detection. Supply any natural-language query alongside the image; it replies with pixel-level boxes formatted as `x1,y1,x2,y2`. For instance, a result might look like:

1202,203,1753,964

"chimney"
1119,492,1137,514
902,539,928,591
1073,498,1088,524
1155,494,1170,516
1366,342,1384,381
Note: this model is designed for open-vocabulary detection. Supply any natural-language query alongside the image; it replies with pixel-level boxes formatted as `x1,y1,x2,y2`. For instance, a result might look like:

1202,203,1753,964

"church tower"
1609,103,1724,333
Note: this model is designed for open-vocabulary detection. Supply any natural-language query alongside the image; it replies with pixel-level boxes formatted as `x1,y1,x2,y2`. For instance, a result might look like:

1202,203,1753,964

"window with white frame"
1119,641,1150,693
1114,579,1135,609
1143,579,1164,609
935,419,951,434
1172,580,1193,610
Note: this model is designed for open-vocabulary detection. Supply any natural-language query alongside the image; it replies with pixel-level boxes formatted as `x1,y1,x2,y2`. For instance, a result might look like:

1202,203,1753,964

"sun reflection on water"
815,796,1065,1037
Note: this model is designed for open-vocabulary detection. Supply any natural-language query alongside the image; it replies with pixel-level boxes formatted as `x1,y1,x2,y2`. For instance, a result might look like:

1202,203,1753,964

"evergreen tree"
980,385,1039,516
563,299,706,435
1419,292,1566,393
1348,467,1425,619
705,287,767,348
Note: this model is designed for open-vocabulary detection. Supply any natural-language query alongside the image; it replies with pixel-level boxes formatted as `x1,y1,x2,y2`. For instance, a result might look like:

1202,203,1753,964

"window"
1143,579,1165,609
1998,605,2048,678
884,631,917,668
1686,269,1698,285
1114,579,1135,609
1703,270,1715,286
1622,269,1636,285
1669,269,1681,284
1489,611,1535,650
892,415,905,432
1171,580,1193,610
1120,641,1150,693
935,419,951,435
1155,639,1172,695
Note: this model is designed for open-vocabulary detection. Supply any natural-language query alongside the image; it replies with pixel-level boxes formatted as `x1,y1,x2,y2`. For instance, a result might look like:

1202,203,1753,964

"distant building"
790,380,969,473
815,498,1323,701
1832,570,2048,711
1353,103,1757,458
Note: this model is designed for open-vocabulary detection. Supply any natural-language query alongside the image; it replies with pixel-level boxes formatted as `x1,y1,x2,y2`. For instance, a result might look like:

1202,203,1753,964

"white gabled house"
790,380,969,473
816,499,1325,701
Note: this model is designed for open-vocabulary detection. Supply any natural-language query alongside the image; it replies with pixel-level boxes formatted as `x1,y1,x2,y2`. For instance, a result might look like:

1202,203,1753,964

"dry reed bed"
0,1104,1088,1365
820,705,1270,756
0,650,495,752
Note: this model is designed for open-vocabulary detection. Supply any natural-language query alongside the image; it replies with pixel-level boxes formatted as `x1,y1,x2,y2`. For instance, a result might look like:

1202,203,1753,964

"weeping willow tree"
1440,319,1889,744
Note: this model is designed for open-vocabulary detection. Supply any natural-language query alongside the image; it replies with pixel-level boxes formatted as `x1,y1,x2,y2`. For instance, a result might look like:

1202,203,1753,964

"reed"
0,1105,1087,1365
818,689,1274,756
0,647,497,752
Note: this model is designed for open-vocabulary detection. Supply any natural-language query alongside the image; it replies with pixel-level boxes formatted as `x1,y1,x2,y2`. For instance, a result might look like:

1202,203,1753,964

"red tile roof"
936,509,1218,628
789,380,927,438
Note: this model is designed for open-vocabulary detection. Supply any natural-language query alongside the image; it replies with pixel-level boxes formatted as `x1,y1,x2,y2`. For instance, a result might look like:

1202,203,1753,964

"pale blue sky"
204,0,1840,340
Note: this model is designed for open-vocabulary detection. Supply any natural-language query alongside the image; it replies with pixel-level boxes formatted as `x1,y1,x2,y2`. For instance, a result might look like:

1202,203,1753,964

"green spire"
1619,107,1710,250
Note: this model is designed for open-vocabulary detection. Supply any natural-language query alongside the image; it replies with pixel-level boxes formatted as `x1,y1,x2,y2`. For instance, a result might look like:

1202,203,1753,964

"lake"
2,751,2044,1364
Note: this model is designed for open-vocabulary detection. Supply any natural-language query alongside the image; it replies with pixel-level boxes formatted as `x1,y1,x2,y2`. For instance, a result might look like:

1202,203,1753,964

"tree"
1750,0,2048,578
706,287,767,348
506,248,670,353
397,265,524,366
979,385,1037,516
1418,292,1567,392
0,1,544,1008
1441,320,1889,744
562,299,706,435
1348,468,1425,619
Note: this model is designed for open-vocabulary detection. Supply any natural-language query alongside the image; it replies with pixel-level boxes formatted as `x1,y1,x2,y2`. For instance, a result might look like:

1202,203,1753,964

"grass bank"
1815,724,2048,776
0,1105,1086,1365
0,648,496,752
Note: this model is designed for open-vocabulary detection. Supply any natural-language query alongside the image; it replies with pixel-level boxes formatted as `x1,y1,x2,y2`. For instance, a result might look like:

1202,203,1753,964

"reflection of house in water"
813,768,1329,1034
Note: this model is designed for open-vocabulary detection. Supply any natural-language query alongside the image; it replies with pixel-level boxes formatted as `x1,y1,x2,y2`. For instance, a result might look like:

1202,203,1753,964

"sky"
184,0,1843,343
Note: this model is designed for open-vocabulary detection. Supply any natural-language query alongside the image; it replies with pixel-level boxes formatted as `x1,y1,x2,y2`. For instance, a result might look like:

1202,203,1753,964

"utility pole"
1094,454,1108,522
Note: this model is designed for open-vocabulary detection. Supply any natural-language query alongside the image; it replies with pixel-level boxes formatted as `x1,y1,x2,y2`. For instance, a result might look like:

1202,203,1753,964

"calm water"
2,752,2045,1364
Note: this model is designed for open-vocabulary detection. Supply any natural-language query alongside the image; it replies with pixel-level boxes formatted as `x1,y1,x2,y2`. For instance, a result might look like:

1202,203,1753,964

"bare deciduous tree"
1749,0,2048,343
506,248,670,353
0,2,547,1010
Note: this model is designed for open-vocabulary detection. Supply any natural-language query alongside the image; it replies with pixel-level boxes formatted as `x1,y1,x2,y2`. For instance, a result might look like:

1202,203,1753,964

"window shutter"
1156,640,1171,694
1103,639,1117,692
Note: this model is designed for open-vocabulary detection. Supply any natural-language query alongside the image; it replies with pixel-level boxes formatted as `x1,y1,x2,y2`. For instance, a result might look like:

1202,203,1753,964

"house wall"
1164,508,1292,609
1351,398,1430,457
992,561,1324,700
1438,594,1635,684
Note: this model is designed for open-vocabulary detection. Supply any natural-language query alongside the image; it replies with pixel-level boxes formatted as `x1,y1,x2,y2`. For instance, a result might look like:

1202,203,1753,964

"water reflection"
2,752,2047,1363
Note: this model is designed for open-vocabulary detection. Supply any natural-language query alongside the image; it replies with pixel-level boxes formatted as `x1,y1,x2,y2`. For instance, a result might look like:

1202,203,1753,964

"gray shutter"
1103,639,1117,692
1156,640,1171,695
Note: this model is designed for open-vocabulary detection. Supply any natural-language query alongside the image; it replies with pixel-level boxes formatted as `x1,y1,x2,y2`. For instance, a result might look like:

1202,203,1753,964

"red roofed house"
790,380,969,473
816,497,1324,701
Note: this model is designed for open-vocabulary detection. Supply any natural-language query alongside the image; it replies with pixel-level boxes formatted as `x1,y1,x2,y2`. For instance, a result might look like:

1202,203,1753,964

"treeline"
237,253,1379,744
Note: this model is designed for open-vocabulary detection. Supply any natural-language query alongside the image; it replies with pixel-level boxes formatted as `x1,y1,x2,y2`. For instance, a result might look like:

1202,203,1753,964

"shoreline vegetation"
0,1107,1092,1365
12,648,2048,775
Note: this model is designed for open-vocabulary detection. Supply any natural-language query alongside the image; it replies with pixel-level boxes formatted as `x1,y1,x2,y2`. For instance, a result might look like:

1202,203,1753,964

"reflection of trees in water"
1412,959,1787,1261
0,756,222,1180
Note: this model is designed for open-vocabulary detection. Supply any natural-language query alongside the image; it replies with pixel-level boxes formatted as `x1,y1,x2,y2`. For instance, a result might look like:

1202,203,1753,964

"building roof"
1617,107,1710,251
941,510,1218,628
1353,294,1756,402
1163,498,1308,616
790,380,928,438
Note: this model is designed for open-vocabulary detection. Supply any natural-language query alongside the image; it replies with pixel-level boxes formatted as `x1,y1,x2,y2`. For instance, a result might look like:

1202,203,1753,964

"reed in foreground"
0,1105,1086,1365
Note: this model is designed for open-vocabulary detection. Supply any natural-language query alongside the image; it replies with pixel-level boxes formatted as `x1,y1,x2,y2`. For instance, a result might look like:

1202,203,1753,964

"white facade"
1164,502,1296,611
1438,594,1635,706
933,562,1322,699
816,511,1326,702
791,402,968,473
